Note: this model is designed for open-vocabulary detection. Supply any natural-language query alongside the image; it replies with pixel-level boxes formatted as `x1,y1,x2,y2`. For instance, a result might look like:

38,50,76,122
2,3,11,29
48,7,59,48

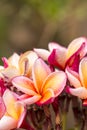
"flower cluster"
0,37,87,130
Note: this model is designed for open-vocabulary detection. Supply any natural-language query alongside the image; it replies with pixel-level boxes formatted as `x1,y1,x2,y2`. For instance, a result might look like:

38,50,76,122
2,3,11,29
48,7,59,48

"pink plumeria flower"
0,89,26,130
49,37,87,70
1,51,38,80
35,37,87,70
66,57,87,105
12,58,66,106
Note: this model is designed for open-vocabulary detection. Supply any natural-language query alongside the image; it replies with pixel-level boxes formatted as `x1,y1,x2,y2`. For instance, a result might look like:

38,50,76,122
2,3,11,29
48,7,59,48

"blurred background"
0,0,87,129
0,0,87,58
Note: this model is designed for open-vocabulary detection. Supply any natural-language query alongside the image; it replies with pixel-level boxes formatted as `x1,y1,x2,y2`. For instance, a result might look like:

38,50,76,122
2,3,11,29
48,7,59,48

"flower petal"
67,37,87,59
12,76,36,95
0,97,6,119
8,53,20,69
0,115,17,130
48,42,66,52
79,57,87,88
1,66,19,79
34,48,50,61
42,71,66,97
66,67,81,88
2,57,8,68
66,87,87,99
48,48,67,69
18,94,41,105
65,54,80,72
15,102,26,128
3,89,18,119
19,51,38,76
37,89,54,105
32,58,51,93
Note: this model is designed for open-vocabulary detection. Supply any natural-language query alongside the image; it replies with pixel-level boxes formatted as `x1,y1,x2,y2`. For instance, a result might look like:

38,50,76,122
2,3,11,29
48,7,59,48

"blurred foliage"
0,0,87,57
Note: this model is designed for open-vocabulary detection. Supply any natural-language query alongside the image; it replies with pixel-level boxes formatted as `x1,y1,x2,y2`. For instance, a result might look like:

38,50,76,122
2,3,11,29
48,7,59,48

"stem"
55,112,62,130
83,108,87,130
52,97,62,130
62,112,66,130
43,105,53,130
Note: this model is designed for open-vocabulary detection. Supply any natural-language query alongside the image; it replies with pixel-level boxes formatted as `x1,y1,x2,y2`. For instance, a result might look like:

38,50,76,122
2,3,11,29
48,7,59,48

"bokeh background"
0,0,87,57
0,0,87,129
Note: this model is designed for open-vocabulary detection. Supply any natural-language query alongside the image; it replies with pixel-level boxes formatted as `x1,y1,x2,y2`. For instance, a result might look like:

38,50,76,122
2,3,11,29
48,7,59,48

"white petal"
0,116,17,130
34,48,50,61
68,87,87,99
66,67,81,88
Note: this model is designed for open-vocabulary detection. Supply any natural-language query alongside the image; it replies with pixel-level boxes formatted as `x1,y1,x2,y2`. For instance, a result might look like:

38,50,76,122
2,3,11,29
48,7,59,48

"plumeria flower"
0,89,26,130
1,51,38,79
66,57,87,105
34,37,87,70
12,58,66,105
0,51,38,91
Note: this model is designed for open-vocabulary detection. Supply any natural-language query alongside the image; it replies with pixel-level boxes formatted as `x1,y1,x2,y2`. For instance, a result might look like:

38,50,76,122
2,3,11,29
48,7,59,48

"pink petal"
66,87,87,99
18,94,41,105
2,57,8,68
15,102,26,128
3,89,25,123
12,76,37,95
48,42,66,52
67,37,87,59
32,58,51,93
0,97,6,119
65,54,80,72
0,78,6,96
79,57,87,88
3,89,18,119
0,115,17,130
37,89,54,105
34,48,50,61
48,48,67,69
66,67,81,88
42,71,66,97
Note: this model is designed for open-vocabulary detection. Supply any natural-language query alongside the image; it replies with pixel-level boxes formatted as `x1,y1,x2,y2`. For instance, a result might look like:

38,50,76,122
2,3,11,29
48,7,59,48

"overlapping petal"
0,97,6,119
66,67,81,88
19,51,38,76
8,53,20,69
12,76,36,95
66,37,87,59
42,71,66,96
3,89,24,120
1,89,26,129
37,89,54,105
79,57,87,88
66,57,87,101
34,48,50,61
66,87,87,99
1,66,19,79
48,48,67,69
0,116,17,130
18,94,41,105
32,58,51,93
